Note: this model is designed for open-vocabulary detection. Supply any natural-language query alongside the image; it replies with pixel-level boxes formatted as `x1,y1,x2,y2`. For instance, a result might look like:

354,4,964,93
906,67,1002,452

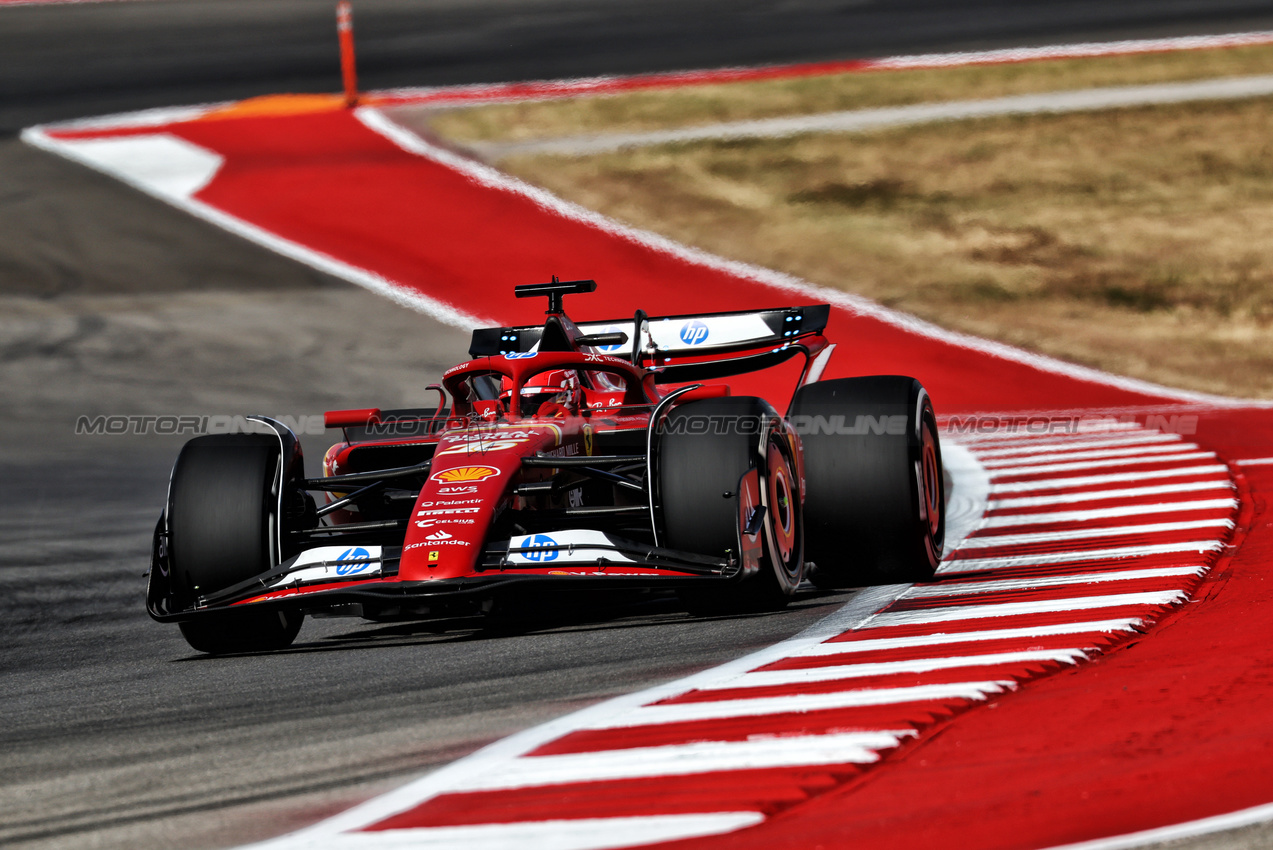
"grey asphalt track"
6,2,1273,848
5,0,1273,135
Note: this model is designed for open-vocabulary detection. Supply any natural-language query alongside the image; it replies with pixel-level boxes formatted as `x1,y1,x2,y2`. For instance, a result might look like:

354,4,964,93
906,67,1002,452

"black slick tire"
167,434,304,654
658,397,804,614
789,376,944,588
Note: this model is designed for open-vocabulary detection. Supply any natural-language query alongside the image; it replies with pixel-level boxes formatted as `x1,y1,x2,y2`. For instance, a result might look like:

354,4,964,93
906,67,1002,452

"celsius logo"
335,547,371,575
522,534,559,562
680,321,709,346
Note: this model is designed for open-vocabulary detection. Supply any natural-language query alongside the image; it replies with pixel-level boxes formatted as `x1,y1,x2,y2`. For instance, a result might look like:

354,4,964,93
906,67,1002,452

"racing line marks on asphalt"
247,423,1235,849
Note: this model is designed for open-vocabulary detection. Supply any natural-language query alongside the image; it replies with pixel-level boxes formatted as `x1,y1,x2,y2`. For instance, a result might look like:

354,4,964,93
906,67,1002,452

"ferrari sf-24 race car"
148,279,945,654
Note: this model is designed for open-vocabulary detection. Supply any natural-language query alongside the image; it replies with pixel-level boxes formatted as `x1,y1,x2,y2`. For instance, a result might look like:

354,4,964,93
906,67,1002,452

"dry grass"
427,44,1273,144
492,97,1273,399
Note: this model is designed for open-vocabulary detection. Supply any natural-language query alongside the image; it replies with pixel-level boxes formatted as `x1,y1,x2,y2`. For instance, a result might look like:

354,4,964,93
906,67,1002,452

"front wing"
147,529,743,622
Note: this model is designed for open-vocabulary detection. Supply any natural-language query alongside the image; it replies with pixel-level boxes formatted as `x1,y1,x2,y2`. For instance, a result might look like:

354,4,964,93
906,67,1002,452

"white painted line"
584,682,1014,729
991,465,1230,493
474,75,1273,158
452,731,912,791
949,422,1150,445
20,128,492,332
1042,799,1273,850
702,650,1089,690
978,442,1199,468
31,103,222,133
355,106,1255,406
370,31,1273,110
956,519,1232,549
869,591,1187,626
981,499,1238,527
943,541,1224,572
990,451,1214,478
1233,457,1273,466
298,814,767,850
241,585,911,845
910,567,1206,598
971,433,1182,458
795,619,1144,657
55,134,223,200
988,481,1234,509
870,32,1273,71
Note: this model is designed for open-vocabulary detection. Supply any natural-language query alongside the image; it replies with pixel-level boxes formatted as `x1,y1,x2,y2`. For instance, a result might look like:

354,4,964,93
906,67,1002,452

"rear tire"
167,434,304,654
789,376,943,588
659,397,804,614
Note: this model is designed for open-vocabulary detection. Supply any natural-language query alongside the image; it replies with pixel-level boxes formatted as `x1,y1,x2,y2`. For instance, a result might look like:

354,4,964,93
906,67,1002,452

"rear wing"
469,304,830,383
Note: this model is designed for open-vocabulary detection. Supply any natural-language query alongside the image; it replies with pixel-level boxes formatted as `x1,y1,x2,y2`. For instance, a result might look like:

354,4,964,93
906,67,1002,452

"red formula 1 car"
148,279,945,654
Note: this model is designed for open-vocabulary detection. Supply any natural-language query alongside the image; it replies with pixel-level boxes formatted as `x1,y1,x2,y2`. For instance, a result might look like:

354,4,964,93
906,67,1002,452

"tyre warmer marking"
244,425,1234,849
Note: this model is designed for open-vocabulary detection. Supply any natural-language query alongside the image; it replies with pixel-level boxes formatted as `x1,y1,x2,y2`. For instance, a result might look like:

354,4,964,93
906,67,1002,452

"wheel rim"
765,439,799,578
920,419,942,540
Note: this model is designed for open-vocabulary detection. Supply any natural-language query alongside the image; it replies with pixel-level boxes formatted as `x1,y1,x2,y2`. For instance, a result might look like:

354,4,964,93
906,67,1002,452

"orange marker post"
337,1,358,108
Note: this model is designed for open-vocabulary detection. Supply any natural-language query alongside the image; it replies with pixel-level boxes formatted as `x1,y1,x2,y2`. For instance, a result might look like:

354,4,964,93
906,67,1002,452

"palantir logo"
335,547,372,575
679,320,710,346
523,534,559,562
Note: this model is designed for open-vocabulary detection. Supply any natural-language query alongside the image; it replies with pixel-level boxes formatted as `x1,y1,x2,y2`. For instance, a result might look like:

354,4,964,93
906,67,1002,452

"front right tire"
658,396,804,614
167,434,304,654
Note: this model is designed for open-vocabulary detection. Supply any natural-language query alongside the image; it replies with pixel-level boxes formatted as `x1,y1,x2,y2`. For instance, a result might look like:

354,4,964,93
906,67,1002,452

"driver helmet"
504,369,581,416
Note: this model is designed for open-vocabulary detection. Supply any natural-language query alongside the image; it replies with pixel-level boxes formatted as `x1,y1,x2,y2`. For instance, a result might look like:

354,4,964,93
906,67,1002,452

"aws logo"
431,465,501,484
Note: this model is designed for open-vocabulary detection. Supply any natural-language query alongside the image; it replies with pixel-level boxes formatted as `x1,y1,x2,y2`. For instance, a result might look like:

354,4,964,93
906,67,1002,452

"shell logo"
431,465,501,484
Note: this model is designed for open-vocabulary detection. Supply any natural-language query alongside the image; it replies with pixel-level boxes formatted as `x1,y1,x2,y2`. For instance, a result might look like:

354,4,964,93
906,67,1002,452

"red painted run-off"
45,105,1273,847
77,109,1182,412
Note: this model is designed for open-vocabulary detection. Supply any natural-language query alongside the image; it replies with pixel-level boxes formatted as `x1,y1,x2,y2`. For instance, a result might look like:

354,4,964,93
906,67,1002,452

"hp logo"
335,547,372,575
523,534,559,562
679,321,710,346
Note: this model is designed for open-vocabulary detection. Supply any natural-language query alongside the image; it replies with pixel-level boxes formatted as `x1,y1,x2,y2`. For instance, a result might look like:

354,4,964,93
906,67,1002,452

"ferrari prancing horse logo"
431,465,501,484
